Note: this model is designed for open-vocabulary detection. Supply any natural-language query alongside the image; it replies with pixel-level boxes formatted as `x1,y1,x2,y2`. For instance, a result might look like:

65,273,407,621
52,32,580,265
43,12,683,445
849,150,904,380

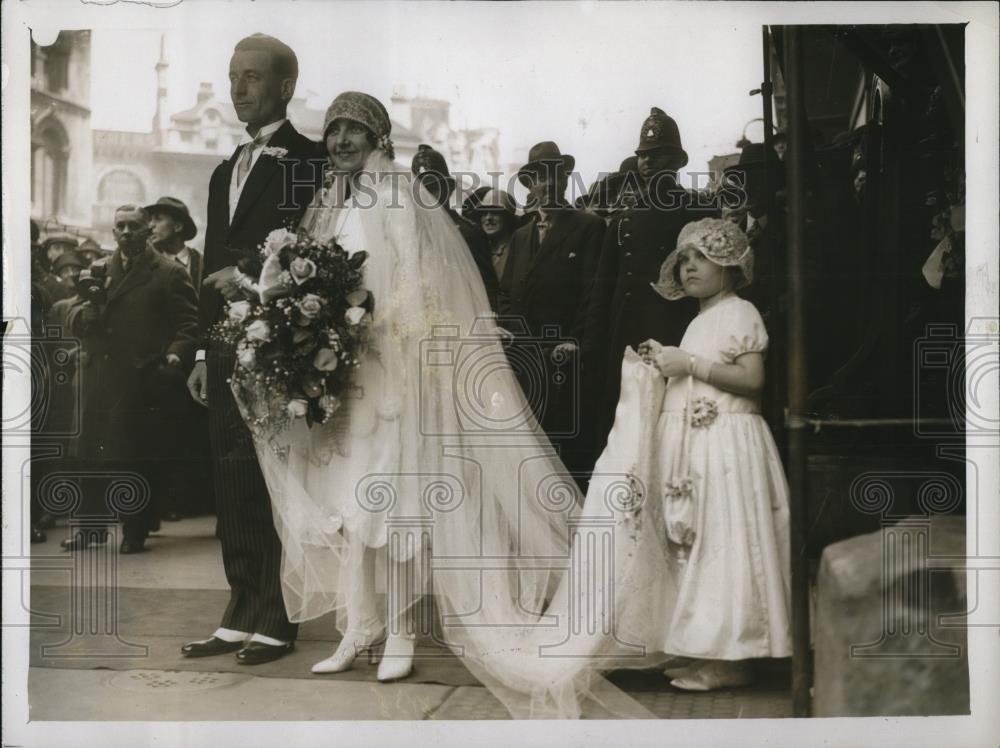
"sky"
88,2,767,194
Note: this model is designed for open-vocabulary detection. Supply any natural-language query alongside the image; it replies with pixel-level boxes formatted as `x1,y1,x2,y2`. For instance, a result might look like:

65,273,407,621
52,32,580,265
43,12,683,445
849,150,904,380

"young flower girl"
638,217,791,691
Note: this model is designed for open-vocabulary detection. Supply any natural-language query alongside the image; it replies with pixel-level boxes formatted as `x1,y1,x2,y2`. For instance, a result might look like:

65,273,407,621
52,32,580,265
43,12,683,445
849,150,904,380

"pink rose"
298,293,323,320
289,256,317,284
313,348,339,371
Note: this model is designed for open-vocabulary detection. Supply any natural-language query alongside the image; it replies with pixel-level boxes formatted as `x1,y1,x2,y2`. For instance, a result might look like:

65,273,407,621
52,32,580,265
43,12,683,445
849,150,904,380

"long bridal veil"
237,150,675,718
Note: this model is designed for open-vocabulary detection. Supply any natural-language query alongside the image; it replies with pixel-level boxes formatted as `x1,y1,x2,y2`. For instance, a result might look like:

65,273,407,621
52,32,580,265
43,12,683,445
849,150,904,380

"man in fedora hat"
500,140,606,487
145,196,215,524
146,196,204,294
411,144,499,310
585,107,707,449
77,238,106,267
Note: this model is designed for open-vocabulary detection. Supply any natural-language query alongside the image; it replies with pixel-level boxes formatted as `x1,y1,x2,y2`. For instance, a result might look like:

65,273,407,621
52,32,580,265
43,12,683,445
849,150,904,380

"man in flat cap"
411,144,499,311
500,141,606,487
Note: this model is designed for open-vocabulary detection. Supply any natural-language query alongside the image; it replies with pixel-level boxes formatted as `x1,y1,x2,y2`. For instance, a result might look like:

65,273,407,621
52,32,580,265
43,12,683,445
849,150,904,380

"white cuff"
195,349,206,362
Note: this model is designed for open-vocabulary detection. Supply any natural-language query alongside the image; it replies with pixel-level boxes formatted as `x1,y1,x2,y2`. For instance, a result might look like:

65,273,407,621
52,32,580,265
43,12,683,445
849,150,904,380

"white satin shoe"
376,633,416,682
669,660,753,691
311,626,385,674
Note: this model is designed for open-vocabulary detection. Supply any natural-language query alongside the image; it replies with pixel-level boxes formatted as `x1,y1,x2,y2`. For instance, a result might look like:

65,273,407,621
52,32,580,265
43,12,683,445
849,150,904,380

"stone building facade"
30,31,93,237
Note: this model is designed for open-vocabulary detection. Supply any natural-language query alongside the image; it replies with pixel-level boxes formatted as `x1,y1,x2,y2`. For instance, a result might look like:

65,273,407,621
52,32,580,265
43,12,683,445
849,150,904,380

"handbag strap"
678,373,694,477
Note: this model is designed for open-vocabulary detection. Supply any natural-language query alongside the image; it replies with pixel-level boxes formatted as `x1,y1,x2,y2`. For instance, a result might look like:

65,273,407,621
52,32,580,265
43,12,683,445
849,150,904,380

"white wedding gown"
236,151,677,718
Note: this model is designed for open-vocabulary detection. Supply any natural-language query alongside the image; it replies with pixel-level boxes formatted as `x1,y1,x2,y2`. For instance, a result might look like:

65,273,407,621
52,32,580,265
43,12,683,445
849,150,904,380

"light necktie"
236,134,266,186
536,212,550,247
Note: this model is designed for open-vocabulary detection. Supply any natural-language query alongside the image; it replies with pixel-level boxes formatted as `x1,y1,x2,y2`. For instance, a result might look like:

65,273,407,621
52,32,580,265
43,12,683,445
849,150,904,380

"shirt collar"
238,118,287,147
174,246,191,266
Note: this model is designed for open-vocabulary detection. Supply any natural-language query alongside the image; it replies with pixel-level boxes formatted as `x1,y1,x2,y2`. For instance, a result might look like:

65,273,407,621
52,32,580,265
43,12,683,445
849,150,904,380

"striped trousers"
207,343,297,641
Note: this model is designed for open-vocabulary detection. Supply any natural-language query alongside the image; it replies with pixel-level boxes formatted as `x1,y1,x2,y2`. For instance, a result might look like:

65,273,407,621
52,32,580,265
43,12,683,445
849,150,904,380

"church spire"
153,33,169,145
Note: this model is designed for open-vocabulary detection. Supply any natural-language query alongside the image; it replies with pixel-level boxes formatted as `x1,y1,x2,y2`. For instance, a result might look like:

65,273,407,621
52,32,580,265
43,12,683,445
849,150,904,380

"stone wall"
813,515,969,716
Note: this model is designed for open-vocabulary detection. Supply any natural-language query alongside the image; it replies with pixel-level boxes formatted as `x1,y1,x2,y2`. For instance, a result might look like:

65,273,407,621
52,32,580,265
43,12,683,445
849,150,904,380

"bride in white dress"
241,92,676,718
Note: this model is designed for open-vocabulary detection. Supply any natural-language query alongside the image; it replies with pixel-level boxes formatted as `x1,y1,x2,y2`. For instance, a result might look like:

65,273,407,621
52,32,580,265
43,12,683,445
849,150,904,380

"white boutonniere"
260,146,288,159
567,252,577,259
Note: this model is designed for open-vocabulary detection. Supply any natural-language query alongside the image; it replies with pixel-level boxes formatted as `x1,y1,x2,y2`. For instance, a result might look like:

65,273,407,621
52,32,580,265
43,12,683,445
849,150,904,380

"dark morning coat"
198,120,323,340
199,119,322,642
73,246,199,463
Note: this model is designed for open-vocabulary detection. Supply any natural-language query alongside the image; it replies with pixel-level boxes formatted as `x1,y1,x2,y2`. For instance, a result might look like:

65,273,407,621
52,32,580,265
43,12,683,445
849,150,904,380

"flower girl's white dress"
654,295,791,660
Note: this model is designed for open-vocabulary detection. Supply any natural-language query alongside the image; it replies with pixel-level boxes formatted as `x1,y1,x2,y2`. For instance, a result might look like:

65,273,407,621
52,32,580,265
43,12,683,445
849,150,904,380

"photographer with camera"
60,204,199,554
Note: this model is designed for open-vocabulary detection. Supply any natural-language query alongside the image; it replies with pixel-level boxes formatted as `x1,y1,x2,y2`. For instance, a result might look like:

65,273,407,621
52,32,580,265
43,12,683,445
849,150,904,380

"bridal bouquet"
211,228,373,430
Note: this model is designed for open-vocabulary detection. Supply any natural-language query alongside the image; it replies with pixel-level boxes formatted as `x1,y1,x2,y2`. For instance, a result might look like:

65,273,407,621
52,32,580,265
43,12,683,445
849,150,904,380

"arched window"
31,118,69,218
98,169,146,205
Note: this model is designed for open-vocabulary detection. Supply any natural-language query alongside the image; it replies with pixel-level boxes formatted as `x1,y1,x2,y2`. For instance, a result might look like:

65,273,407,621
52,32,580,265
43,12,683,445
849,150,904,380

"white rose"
286,398,309,418
345,306,367,326
245,320,271,343
228,300,252,323
236,343,256,370
265,228,298,256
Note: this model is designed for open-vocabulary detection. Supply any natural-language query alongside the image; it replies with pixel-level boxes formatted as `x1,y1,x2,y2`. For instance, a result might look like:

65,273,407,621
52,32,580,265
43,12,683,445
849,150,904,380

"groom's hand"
203,266,244,301
187,361,209,406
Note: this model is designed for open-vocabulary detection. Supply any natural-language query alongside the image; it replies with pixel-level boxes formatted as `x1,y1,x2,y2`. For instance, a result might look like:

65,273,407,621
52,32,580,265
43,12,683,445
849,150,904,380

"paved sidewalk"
26,516,792,720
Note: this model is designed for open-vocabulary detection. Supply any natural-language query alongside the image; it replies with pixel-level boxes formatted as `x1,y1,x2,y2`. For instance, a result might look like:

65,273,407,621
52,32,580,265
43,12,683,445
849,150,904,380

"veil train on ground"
235,150,677,718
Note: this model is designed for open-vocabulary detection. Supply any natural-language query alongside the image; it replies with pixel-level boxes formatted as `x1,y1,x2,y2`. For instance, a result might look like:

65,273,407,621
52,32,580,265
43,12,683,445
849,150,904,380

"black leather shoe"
31,526,47,544
60,531,109,552
181,636,246,658
236,641,295,665
120,538,146,554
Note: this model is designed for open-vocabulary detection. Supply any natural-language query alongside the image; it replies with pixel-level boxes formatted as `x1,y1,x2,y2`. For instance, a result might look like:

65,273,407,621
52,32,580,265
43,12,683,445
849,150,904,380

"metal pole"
760,26,784,435
784,26,812,718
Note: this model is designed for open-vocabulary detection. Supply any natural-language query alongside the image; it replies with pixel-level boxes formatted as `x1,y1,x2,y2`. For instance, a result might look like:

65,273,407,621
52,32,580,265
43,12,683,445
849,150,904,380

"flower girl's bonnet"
651,217,754,300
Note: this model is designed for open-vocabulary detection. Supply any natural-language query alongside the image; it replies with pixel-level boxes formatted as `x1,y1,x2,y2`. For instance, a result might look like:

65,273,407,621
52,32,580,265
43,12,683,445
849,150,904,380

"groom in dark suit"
183,33,322,665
